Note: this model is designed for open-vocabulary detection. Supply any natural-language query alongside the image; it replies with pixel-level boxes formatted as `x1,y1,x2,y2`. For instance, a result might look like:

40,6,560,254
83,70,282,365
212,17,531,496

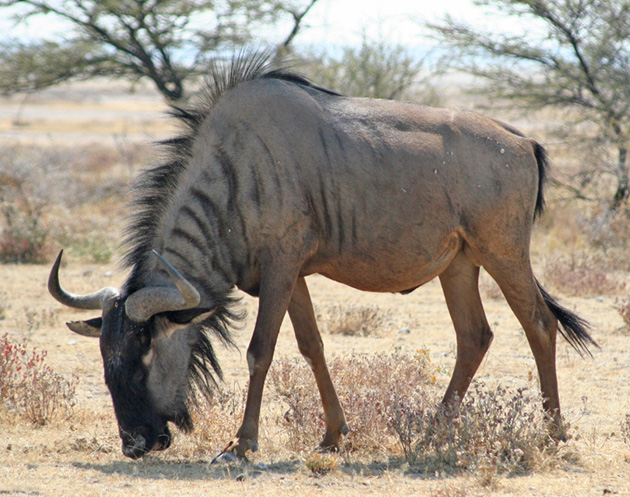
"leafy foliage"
300,34,435,102
0,0,320,100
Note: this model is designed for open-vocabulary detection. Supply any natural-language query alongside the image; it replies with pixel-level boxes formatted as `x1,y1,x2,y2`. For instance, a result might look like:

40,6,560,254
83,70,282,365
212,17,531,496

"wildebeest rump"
48,52,596,459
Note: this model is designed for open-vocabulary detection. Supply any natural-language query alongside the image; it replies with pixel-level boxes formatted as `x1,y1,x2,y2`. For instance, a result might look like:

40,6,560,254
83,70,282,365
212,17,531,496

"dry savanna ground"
1,81,630,497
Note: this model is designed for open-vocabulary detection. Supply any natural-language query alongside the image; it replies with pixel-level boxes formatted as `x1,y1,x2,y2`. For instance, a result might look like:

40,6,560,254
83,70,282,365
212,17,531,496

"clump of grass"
0,204,51,263
544,252,626,296
614,298,630,330
0,333,77,424
268,349,439,453
316,303,389,336
179,383,245,457
67,236,114,263
0,292,8,320
621,414,630,447
304,450,340,475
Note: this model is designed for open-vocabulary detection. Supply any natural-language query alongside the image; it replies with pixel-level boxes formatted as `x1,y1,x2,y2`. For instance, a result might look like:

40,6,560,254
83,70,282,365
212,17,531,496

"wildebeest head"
48,250,217,459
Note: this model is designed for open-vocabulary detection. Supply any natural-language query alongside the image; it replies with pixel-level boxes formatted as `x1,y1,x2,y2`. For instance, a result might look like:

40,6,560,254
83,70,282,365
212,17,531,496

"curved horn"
48,250,119,310
124,251,201,323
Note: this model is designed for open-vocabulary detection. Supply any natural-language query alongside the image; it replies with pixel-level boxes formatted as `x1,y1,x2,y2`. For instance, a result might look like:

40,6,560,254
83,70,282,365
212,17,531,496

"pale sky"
0,0,521,50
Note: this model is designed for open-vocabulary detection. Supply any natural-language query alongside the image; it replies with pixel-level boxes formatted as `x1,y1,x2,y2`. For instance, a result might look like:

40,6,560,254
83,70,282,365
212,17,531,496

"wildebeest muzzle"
120,424,172,459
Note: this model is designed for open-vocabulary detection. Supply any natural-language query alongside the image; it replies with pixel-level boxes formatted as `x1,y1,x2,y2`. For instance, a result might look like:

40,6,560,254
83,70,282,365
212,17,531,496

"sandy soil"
1,260,629,497
1,83,630,496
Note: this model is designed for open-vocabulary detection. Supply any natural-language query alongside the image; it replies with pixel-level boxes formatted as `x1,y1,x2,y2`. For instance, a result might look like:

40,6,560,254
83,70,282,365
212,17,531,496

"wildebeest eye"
138,332,150,346
133,367,147,383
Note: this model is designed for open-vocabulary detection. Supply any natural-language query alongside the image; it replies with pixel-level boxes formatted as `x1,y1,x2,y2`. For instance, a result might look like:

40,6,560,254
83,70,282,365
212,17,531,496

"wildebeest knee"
480,327,494,351
297,342,325,370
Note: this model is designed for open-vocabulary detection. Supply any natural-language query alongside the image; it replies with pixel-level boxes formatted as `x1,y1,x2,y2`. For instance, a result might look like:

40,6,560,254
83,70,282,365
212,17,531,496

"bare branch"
426,0,630,208
0,0,321,101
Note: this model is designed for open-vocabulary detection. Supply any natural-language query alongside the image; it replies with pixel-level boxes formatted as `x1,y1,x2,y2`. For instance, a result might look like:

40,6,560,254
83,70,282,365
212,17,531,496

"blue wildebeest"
49,52,596,459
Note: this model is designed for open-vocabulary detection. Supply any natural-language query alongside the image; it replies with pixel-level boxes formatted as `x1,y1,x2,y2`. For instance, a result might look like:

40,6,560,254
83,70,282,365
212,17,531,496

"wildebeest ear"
66,318,102,337
157,309,217,339
166,308,217,326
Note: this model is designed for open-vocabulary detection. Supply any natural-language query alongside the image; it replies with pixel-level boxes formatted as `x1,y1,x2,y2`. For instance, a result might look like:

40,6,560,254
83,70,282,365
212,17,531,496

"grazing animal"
49,52,596,459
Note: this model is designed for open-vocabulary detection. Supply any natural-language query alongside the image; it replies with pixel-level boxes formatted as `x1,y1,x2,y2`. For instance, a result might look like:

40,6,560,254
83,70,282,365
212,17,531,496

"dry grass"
177,384,246,458
614,298,630,331
400,383,570,479
0,141,153,263
479,270,503,300
315,303,390,336
1,84,630,496
268,349,439,454
543,251,627,297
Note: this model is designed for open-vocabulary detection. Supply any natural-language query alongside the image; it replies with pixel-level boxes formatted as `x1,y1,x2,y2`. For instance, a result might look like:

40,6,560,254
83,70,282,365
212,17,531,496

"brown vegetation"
1,85,630,496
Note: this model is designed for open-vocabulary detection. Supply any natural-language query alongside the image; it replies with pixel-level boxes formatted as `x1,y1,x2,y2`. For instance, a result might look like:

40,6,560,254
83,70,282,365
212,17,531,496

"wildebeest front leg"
229,265,299,458
288,277,350,450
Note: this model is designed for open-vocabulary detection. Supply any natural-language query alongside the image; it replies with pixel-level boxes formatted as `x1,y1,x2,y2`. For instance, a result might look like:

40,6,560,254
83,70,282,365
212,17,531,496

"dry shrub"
0,144,75,263
0,333,77,424
267,353,562,480
0,292,8,320
580,206,630,251
0,142,135,264
268,349,438,453
614,298,630,330
401,383,565,479
179,383,245,457
0,215,51,263
316,303,389,336
622,414,630,447
544,252,626,296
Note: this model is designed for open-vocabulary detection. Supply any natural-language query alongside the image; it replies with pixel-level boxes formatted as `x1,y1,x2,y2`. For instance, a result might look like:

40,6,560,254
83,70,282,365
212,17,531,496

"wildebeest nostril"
154,431,171,451
121,434,148,459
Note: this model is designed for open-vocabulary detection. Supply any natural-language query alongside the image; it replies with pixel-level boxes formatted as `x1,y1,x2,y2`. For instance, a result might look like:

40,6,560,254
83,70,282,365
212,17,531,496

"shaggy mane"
120,51,332,401
121,51,336,281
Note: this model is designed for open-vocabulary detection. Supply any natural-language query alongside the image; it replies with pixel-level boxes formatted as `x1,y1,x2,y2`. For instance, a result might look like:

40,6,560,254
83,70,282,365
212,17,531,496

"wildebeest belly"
309,230,463,293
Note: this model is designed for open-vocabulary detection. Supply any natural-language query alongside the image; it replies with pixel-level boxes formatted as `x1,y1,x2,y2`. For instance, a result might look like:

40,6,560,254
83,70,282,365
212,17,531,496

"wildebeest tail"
536,280,598,357
533,141,548,220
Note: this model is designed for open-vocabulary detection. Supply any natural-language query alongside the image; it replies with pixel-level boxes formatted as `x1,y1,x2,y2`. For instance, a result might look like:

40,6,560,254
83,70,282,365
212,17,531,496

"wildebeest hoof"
315,443,340,453
211,451,238,464
211,437,258,463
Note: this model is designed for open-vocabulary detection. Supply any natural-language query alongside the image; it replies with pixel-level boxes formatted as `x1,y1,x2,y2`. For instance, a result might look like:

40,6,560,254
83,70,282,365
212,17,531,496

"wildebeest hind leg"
439,251,494,408
288,277,350,450
484,259,565,440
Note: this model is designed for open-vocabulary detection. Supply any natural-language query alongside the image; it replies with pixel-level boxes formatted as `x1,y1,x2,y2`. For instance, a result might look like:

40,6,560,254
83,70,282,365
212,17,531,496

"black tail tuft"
533,142,548,220
537,280,598,357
